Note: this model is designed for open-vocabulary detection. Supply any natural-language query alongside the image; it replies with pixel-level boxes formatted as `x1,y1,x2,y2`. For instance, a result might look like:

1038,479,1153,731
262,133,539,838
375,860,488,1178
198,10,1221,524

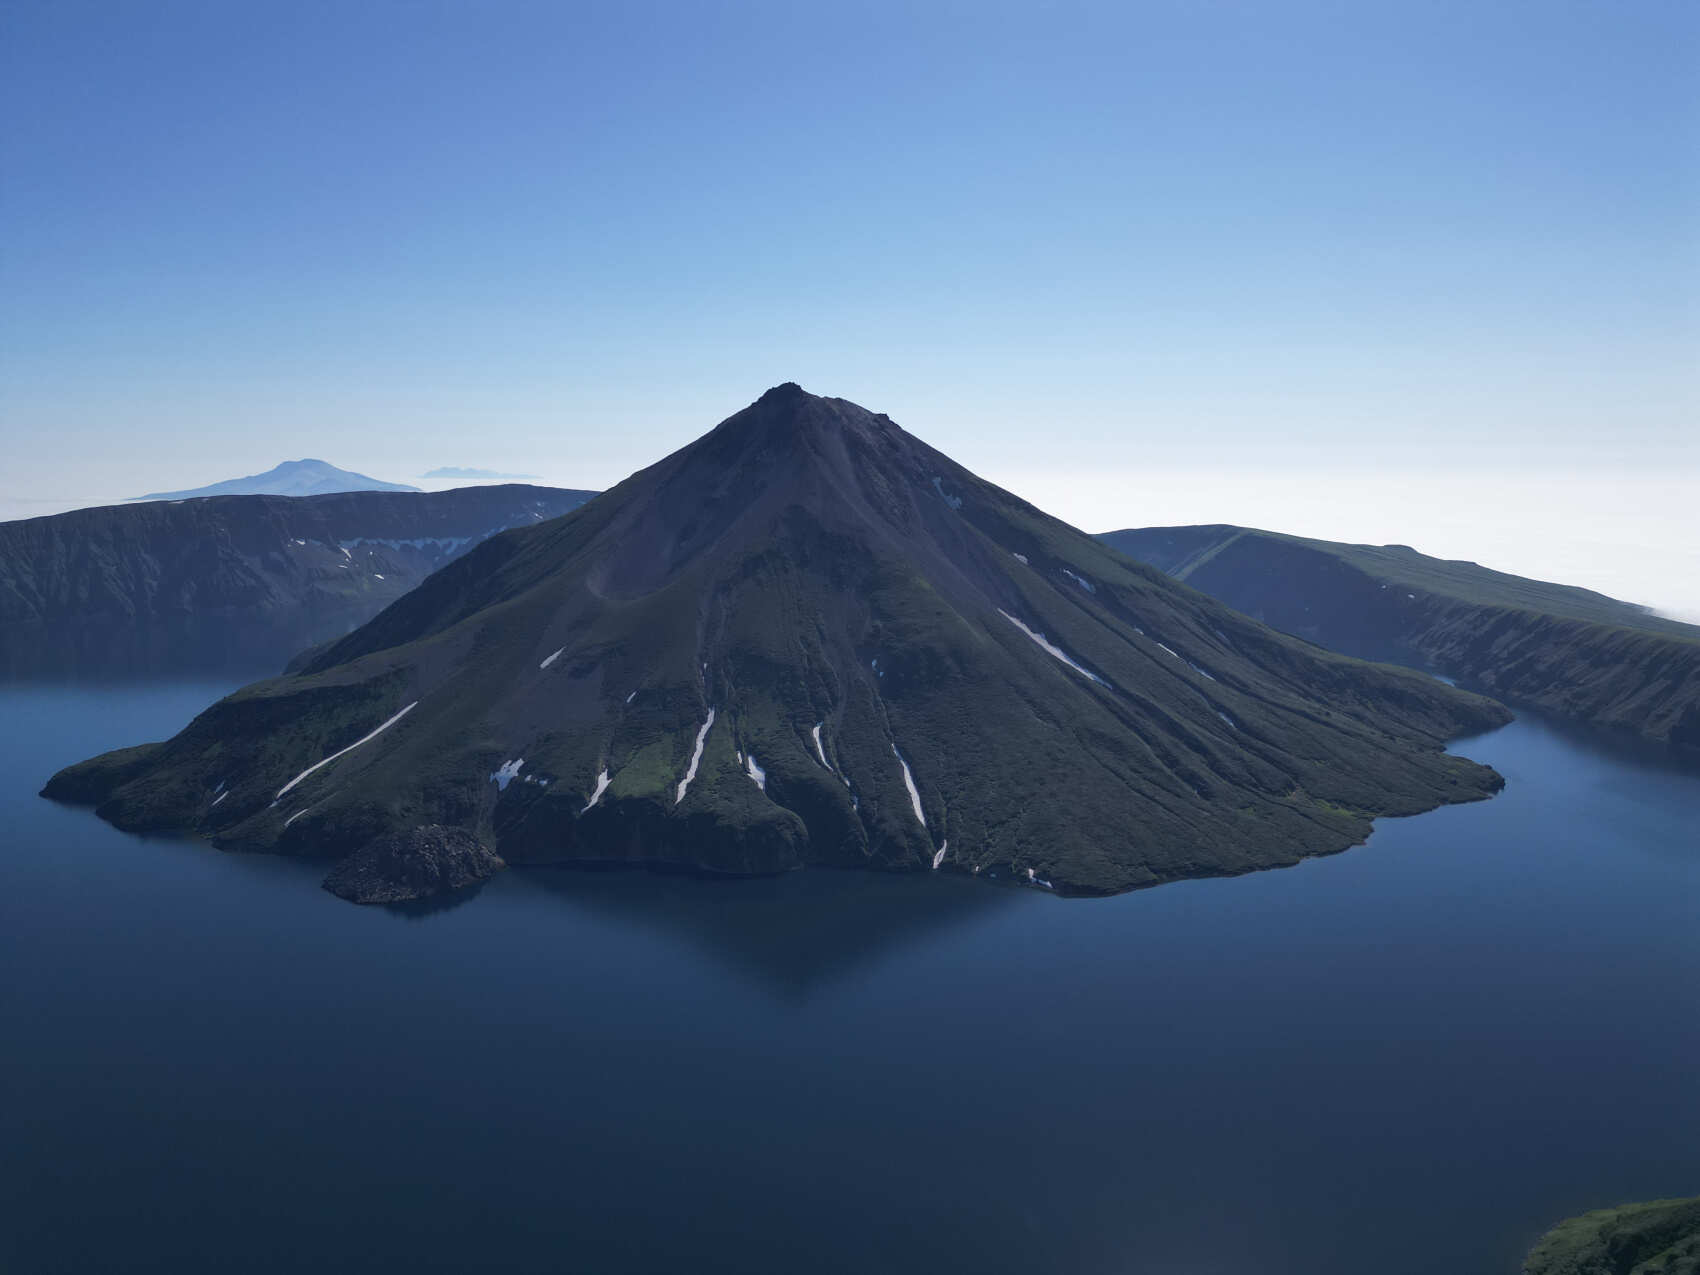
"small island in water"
45,385,1507,905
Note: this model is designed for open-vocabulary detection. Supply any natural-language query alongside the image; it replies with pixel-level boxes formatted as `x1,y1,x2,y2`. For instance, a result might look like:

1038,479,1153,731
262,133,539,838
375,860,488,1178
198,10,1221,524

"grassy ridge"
1524,1196,1700,1275
1101,525,1700,750
0,484,598,676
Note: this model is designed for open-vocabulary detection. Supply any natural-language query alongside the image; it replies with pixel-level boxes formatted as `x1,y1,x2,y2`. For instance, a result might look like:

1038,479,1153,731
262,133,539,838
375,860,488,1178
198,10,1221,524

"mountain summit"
50,387,1509,902
135,459,420,501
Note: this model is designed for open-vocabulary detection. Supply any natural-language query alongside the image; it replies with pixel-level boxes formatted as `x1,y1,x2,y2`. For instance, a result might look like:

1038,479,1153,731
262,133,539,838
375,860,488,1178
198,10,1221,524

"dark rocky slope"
0,484,598,676
1524,1195,1700,1275
46,386,1509,903
1101,525,1700,752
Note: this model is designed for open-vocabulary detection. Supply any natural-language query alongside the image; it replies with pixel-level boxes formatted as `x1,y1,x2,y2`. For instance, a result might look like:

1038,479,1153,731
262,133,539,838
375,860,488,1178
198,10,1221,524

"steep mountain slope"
136,458,420,500
1102,525,1700,750
47,386,1508,902
1,484,599,676
1524,1196,1700,1275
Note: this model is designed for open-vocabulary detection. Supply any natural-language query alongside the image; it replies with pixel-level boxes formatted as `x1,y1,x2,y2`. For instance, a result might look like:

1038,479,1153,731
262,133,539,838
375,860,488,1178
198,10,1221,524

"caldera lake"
3,678,1696,1273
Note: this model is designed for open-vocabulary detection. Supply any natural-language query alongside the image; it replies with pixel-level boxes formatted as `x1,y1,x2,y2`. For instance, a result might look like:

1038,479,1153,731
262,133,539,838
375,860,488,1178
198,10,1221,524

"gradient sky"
3,1,1696,613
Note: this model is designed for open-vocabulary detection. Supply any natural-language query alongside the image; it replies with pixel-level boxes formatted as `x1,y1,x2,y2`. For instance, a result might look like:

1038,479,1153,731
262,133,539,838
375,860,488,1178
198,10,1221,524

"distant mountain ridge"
47,385,1508,905
420,467,543,482
135,458,420,501
1,484,599,677
1099,524,1700,750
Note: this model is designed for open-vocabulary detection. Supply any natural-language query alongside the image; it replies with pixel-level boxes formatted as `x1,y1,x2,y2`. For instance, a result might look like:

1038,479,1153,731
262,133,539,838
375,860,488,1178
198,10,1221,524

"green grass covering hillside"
1101,525,1700,749
1524,1196,1700,1275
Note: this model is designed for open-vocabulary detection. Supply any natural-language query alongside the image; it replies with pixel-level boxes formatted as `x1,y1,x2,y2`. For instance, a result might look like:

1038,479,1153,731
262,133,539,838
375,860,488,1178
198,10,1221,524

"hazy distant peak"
134,459,420,501
420,467,545,482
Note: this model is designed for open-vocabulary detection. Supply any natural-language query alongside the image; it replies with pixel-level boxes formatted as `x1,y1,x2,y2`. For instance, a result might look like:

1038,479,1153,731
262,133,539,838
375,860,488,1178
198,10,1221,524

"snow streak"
675,709,716,804
892,745,926,827
275,701,418,799
997,610,1110,687
582,768,610,813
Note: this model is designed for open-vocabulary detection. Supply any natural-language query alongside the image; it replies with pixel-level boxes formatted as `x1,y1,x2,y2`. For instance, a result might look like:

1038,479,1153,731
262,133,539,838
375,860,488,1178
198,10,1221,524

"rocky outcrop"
322,825,505,904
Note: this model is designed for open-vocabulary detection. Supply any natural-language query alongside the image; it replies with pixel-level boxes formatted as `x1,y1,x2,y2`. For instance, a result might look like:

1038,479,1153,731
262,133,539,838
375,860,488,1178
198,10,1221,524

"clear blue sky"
3,1,1696,610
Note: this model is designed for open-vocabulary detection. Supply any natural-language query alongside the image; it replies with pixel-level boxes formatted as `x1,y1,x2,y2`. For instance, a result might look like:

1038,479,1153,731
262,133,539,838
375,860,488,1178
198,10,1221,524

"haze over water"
5,2,1695,618
5,680,1696,1274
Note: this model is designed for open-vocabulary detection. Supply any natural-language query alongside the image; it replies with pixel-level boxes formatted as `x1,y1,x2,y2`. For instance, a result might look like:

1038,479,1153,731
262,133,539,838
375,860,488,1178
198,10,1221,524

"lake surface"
3,680,1696,1274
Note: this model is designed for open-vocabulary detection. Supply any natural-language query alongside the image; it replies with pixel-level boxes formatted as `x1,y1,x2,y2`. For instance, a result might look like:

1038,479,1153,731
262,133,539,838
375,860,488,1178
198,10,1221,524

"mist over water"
3,681,1697,1274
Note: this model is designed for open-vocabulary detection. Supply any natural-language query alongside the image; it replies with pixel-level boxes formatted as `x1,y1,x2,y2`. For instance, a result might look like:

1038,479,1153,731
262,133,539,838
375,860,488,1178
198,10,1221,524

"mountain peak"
757,381,810,404
61,386,1510,907
134,460,420,502
704,384,901,460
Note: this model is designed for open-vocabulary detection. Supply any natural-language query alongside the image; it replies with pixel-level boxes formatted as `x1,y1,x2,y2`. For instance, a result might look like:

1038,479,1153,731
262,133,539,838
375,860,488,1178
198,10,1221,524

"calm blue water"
2,681,1696,1274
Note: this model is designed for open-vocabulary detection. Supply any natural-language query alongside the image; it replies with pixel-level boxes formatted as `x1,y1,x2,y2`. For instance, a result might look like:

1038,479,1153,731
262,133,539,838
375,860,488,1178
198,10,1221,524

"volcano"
46,385,1509,902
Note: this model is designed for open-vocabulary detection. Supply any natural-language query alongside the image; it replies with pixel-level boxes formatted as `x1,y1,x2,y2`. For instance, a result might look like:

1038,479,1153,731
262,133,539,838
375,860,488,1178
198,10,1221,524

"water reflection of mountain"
510,864,1031,1000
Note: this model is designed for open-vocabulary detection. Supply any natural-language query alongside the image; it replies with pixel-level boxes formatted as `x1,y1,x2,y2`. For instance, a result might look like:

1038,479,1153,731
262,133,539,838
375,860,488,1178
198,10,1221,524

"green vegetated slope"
0,484,597,676
1100,525,1700,750
47,387,1510,901
1525,1196,1700,1275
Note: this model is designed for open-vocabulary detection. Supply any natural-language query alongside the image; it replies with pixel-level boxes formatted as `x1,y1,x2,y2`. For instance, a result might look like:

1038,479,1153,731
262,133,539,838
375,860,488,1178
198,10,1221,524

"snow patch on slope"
275,701,419,799
1061,568,1096,594
997,610,1110,687
892,745,926,827
491,758,524,791
746,754,767,791
582,768,610,813
539,647,564,670
931,476,963,510
675,708,716,804
344,536,473,555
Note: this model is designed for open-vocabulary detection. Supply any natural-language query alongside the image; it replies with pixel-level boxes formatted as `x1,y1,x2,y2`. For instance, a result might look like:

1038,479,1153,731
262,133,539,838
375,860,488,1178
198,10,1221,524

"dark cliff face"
46,387,1511,904
1101,525,1700,751
0,484,599,677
